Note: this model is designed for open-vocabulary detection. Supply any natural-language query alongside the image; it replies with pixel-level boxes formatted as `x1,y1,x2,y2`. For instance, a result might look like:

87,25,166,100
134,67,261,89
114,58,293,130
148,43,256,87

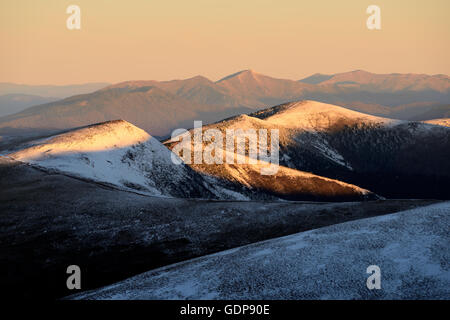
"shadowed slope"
71,201,450,300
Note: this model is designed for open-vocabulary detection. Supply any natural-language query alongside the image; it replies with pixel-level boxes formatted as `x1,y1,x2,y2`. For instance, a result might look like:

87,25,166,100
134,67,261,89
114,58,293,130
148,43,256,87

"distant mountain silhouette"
0,82,110,98
312,70,450,92
0,70,448,137
0,94,57,117
298,73,333,84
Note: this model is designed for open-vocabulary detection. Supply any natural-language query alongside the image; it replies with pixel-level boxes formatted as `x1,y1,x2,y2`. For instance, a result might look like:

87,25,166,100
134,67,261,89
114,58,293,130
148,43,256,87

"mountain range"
0,82,110,98
0,94,57,117
5,99,449,200
0,70,448,138
5,118,376,201
165,100,450,199
1,96,449,299
0,82,111,117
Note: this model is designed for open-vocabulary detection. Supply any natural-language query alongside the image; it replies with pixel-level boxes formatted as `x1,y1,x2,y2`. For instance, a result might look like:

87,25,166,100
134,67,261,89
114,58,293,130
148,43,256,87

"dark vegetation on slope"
276,122,450,199
0,157,438,300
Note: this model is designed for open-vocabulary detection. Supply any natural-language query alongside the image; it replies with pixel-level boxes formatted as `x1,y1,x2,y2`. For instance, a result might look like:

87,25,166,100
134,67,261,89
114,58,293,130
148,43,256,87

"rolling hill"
70,201,450,300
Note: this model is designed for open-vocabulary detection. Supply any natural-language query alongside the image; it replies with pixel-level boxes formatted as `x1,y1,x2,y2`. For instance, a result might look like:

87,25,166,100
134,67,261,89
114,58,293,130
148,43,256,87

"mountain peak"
298,73,333,84
216,69,261,83
102,80,159,91
7,120,220,199
350,69,371,74
255,100,396,130
9,119,151,160
187,75,213,82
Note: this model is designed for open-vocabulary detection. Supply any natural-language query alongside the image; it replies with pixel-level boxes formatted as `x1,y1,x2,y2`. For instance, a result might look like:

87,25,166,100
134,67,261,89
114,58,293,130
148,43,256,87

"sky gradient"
1,0,449,84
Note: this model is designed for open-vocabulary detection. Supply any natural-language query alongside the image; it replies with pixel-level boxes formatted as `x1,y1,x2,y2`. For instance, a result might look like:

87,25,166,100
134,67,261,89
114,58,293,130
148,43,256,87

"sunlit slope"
7,117,376,201
8,120,216,198
165,102,380,201
167,100,450,199
423,118,450,127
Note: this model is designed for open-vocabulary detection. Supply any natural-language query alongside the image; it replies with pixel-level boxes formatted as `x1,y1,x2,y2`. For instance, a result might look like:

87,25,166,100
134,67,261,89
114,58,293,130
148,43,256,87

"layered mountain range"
0,82,110,117
0,70,448,138
2,95,449,299
4,99,449,200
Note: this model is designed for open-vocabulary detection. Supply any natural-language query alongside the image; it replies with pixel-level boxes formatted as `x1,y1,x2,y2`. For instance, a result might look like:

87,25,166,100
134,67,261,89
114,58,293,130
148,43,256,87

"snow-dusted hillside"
164,106,378,201
193,159,375,201
166,100,450,199
7,119,376,201
166,100,400,175
7,120,216,198
257,100,399,130
71,201,450,300
424,118,450,127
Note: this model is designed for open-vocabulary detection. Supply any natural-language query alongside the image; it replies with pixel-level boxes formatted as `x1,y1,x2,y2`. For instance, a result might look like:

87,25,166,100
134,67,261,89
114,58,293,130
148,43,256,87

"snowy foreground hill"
71,202,450,300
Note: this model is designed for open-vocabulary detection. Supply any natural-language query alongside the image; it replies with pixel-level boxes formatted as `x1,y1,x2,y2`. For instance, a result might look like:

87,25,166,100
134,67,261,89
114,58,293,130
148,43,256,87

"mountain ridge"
7,118,378,201
165,100,450,199
0,70,448,137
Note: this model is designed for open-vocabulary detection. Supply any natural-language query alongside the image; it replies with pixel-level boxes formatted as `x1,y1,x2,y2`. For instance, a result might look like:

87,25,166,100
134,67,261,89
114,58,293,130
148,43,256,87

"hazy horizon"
1,0,449,85
0,68,449,87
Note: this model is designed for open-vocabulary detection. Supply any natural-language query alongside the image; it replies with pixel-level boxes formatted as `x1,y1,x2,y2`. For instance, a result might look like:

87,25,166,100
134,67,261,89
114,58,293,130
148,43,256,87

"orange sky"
1,0,449,84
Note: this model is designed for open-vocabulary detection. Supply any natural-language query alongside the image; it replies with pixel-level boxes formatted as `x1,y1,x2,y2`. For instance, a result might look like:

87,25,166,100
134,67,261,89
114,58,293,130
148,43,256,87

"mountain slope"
216,70,311,105
7,120,216,198
316,70,450,93
423,118,450,127
0,94,57,117
255,101,450,198
165,105,378,201
409,104,450,121
166,100,450,199
7,119,374,201
253,99,397,129
1,154,435,299
1,70,447,138
298,73,333,84
0,86,199,137
71,201,450,300
0,82,110,98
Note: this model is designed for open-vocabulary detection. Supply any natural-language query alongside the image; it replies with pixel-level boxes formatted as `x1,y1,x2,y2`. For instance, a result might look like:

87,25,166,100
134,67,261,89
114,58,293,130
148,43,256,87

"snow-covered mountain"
7,120,218,199
423,118,450,127
166,100,450,199
6,119,376,201
254,101,450,199
70,201,450,300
